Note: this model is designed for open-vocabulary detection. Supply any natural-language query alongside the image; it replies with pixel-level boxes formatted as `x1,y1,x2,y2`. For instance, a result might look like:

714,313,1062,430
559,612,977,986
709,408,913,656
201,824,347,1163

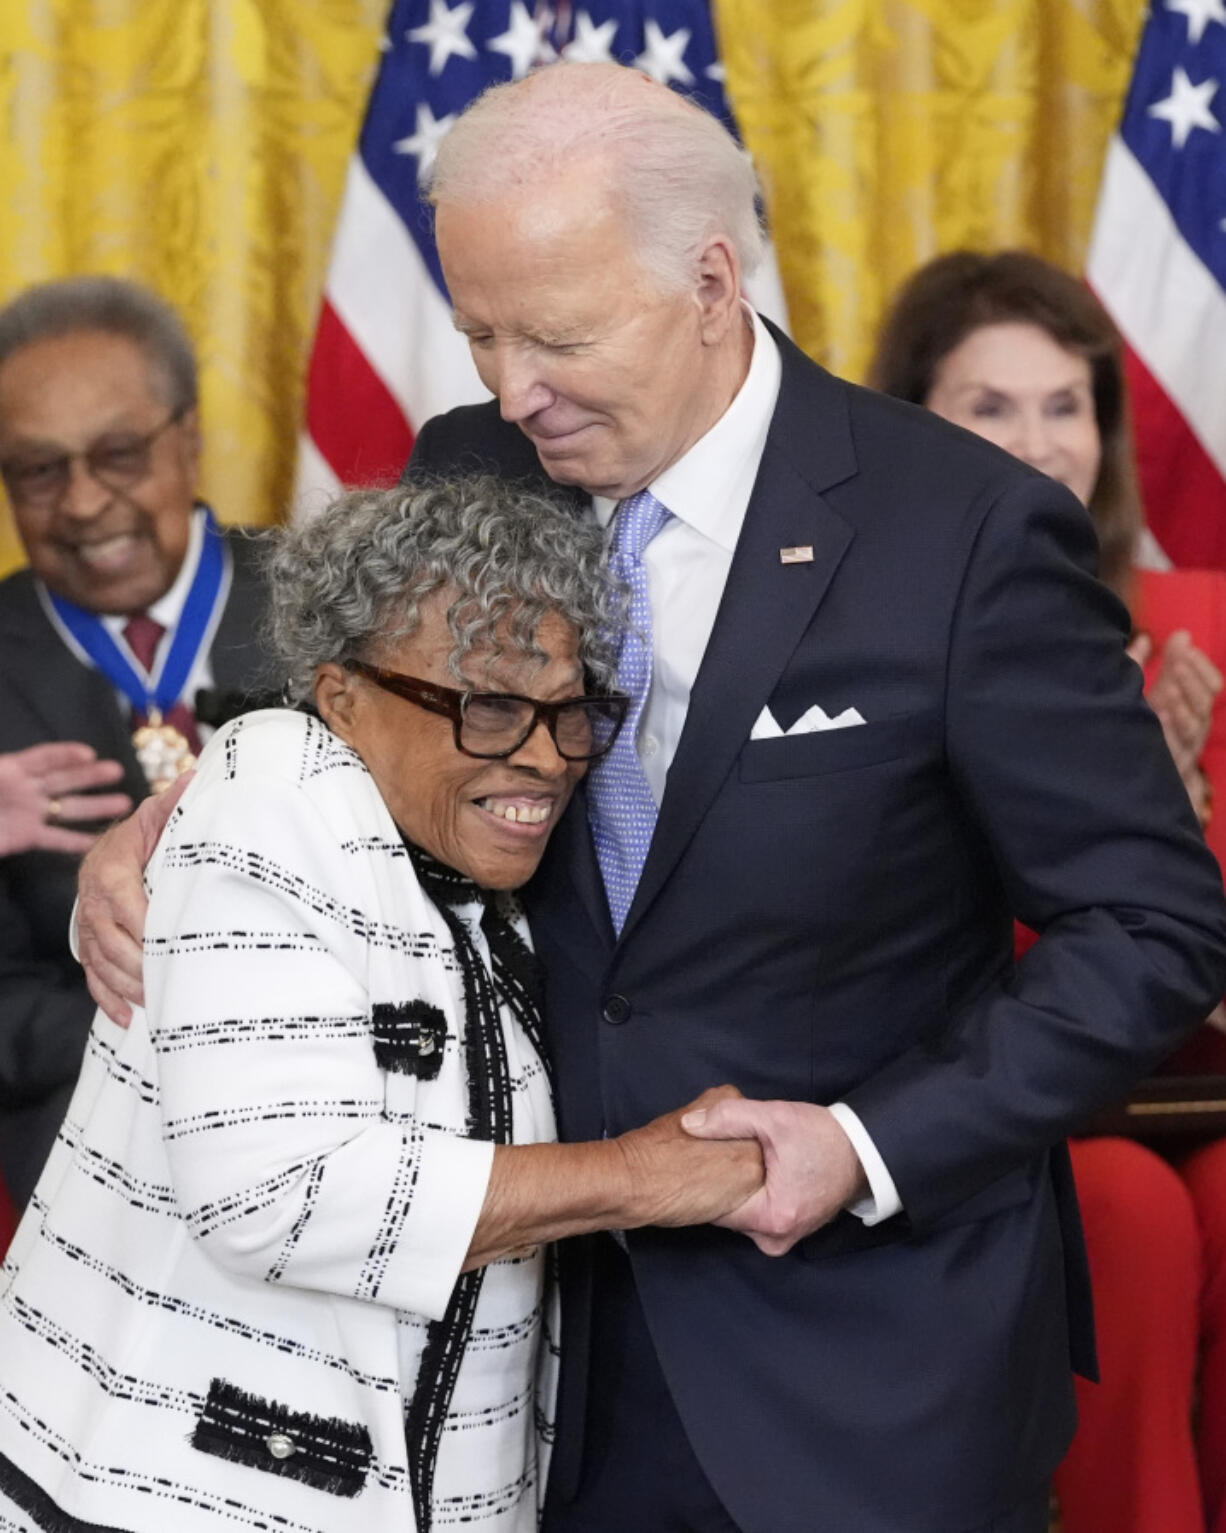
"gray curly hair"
266,476,624,703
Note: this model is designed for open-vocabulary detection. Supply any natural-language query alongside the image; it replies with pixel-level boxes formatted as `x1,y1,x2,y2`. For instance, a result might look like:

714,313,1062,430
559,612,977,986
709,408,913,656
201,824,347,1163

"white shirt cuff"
68,898,81,963
827,1102,903,1226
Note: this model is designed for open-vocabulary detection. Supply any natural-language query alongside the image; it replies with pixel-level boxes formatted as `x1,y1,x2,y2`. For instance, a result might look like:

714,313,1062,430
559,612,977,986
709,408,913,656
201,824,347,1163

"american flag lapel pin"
779,545,815,565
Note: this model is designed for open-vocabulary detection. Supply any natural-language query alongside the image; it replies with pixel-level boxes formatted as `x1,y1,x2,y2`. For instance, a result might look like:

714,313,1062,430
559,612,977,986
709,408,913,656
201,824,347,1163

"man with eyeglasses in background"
0,275,273,1212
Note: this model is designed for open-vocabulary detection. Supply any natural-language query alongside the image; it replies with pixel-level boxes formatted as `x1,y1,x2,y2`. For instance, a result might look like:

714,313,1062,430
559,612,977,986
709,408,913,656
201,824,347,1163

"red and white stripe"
293,157,485,519
1087,136,1226,569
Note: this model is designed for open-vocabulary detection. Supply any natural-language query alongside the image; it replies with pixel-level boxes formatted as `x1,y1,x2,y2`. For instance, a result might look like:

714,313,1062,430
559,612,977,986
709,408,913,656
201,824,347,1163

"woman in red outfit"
870,250,1226,1533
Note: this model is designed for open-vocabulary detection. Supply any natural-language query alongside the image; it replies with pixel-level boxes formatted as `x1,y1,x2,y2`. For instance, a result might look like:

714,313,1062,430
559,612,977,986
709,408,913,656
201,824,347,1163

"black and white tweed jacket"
0,710,558,1533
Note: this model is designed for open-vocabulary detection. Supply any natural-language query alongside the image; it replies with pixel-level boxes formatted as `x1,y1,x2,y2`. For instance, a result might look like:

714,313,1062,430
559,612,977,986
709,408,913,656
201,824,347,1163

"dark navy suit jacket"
410,328,1226,1533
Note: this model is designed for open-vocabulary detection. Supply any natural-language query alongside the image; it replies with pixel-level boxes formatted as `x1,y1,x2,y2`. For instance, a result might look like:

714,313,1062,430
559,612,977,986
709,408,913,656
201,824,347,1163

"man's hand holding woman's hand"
682,1098,870,1255
72,788,821,1255
464,1084,764,1271
615,1085,765,1228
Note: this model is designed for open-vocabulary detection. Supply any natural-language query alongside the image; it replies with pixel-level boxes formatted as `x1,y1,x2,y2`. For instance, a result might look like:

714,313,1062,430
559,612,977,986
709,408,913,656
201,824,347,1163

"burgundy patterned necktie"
122,612,203,754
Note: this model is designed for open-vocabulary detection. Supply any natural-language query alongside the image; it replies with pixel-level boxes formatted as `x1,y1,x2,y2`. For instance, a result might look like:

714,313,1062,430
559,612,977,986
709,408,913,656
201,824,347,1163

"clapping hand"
1130,629,1222,784
0,742,132,858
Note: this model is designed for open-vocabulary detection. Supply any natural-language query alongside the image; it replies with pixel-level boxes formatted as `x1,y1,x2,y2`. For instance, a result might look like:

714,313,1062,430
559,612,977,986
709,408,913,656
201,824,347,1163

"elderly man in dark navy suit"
78,64,1226,1533
0,277,272,1207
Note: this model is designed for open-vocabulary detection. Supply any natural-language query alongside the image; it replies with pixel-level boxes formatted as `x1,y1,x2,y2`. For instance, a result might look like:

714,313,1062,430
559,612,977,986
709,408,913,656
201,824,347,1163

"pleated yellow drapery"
715,0,1147,385
0,1,386,577
0,2,1148,582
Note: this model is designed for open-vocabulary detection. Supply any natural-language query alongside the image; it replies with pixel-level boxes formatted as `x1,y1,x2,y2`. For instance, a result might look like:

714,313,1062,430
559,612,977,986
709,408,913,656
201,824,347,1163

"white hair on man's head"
426,61,765,293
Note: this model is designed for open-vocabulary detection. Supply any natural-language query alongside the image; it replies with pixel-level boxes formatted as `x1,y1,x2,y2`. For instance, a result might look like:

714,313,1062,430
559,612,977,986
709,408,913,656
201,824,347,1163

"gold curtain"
715,0,1147,383
0,1,1147,580
0,0,386,577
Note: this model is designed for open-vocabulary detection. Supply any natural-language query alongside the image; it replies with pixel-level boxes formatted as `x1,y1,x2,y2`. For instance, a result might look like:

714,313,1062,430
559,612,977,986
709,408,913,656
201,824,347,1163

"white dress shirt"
594,308,901,1225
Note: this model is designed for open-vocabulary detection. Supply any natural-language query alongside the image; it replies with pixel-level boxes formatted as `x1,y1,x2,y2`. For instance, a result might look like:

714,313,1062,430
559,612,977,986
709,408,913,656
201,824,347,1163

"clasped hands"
682,1096,869,1255
76,786,868,1257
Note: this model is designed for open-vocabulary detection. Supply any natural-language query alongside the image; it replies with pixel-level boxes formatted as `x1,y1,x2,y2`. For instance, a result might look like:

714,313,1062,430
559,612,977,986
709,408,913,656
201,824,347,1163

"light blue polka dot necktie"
587,489,672,935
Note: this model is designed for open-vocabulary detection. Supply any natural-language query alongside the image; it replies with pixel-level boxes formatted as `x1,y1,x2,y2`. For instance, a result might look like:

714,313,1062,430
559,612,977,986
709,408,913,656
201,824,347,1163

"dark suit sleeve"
0,853,93,1106
407,410,494,478
846,474,1226,1228
406,421,437,477
406,402,554,487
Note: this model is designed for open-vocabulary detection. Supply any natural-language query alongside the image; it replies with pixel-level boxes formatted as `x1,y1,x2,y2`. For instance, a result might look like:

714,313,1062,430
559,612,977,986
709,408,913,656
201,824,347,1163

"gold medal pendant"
132,708,197,795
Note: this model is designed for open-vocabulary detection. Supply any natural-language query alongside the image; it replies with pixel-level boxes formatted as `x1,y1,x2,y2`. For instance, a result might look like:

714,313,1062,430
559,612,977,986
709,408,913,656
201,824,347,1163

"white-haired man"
79,63,1226,1533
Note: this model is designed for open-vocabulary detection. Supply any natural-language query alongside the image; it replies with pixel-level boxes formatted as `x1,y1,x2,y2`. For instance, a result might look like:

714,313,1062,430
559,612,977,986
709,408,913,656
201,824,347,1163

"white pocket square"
750,703,866,741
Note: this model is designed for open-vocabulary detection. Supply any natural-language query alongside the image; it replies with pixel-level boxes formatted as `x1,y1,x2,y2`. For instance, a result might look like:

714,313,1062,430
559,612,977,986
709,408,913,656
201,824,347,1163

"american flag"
1088,0,1226,569
294,0,788,514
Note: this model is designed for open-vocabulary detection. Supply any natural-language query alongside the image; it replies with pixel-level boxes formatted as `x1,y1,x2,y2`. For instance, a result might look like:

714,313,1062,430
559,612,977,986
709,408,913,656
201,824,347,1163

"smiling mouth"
63,531,144,572
475,796,556,828
527,422,594,449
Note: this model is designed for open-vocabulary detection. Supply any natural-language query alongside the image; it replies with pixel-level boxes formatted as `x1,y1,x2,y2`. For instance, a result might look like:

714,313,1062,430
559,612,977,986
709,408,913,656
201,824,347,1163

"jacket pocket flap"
191,1378,372,1498
927,1166,1035,1230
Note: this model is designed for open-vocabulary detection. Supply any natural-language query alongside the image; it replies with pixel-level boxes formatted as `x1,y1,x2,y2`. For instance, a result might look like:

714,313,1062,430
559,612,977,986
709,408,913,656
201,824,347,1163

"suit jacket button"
603,995,631,1025
265,1433,297,1460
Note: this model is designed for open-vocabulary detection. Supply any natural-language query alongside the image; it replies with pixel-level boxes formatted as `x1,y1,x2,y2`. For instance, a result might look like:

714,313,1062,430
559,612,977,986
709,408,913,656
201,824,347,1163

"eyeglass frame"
344,658,630,763
0,407,188,509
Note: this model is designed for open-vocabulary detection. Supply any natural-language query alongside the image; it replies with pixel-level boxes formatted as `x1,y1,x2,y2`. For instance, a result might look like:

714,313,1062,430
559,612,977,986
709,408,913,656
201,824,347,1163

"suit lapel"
208,534,267,692
541,781,614,949
619,334,859,944
0,577,148,801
